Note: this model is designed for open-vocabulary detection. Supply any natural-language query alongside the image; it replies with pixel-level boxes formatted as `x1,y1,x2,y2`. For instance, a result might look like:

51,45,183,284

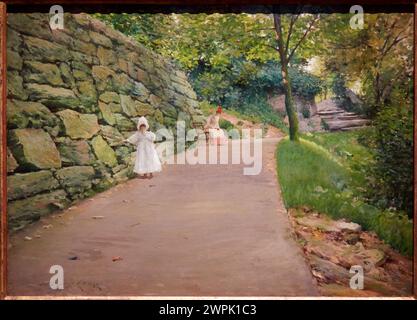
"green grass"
276,131,413,256
302,130,374,191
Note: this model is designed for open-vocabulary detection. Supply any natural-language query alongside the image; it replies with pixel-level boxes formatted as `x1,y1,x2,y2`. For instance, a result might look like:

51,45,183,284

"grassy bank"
276,130,412,256
199,100,287,133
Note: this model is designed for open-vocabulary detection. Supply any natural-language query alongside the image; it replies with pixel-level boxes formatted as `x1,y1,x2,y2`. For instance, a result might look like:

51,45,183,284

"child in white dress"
124,116,162,179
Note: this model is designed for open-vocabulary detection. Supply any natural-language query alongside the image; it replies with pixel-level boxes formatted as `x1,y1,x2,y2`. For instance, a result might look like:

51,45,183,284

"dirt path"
7,132,318,297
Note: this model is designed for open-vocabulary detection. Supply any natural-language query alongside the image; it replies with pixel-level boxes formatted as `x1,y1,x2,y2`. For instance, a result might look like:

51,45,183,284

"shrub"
331,74,366,115
190,58,322,129
359,103,413,218
301,107,310,119
219,118,235,131
199,100,215,116
320,118,329,130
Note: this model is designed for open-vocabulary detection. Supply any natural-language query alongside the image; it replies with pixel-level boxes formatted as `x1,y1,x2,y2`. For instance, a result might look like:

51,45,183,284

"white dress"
204,114,228,145
127,131,162,174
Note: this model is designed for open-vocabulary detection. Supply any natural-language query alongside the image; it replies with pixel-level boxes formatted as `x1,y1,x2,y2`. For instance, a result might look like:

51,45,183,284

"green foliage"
331,74,346,101
200,100,262,124
219,119,235,131
288,68,323,99
95,12,324,131
331,74,365,114
303,130,374,190
93,13,173,54
321,13,413,118
301,108,310,119
251,61,323,98
319,13,413,220
277,136,412,256
320,118,329,131
190,58,322,130
198,100,216,116
218,119,241,140
230,92,287,131
359,104,413,217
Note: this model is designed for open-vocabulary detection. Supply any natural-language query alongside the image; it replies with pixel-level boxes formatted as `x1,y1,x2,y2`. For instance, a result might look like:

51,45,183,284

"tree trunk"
281,59,299,141
273,14,299,141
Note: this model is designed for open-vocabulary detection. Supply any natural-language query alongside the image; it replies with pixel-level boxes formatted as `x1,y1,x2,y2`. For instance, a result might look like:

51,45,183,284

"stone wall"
6,13,204,231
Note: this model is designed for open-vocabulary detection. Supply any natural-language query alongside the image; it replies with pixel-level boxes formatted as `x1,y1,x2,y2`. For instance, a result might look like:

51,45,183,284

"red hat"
216,105,222,114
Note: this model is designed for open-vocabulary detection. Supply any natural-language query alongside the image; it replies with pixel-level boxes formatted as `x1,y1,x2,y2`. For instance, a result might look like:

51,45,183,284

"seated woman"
203,106,228,145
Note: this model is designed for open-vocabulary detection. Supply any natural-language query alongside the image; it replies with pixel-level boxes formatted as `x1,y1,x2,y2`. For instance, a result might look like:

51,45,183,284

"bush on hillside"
190,58,323,128
331,74,366,115
219,119,235,131
359,103,413,218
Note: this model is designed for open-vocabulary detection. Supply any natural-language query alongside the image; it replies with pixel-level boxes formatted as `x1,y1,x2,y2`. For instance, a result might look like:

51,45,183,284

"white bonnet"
137,116,149,130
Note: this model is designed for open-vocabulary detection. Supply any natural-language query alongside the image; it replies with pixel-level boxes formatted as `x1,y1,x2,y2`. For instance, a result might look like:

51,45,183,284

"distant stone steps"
325,119,370,131
340,125,370,131
337,115,362,120
317,109,344,116
320,115,339,120
316,99,369,132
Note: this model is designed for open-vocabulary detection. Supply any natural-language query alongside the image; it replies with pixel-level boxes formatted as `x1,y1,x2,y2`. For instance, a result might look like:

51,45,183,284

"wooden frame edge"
0,1,414,300
413,2,417,299
0,1,6,301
